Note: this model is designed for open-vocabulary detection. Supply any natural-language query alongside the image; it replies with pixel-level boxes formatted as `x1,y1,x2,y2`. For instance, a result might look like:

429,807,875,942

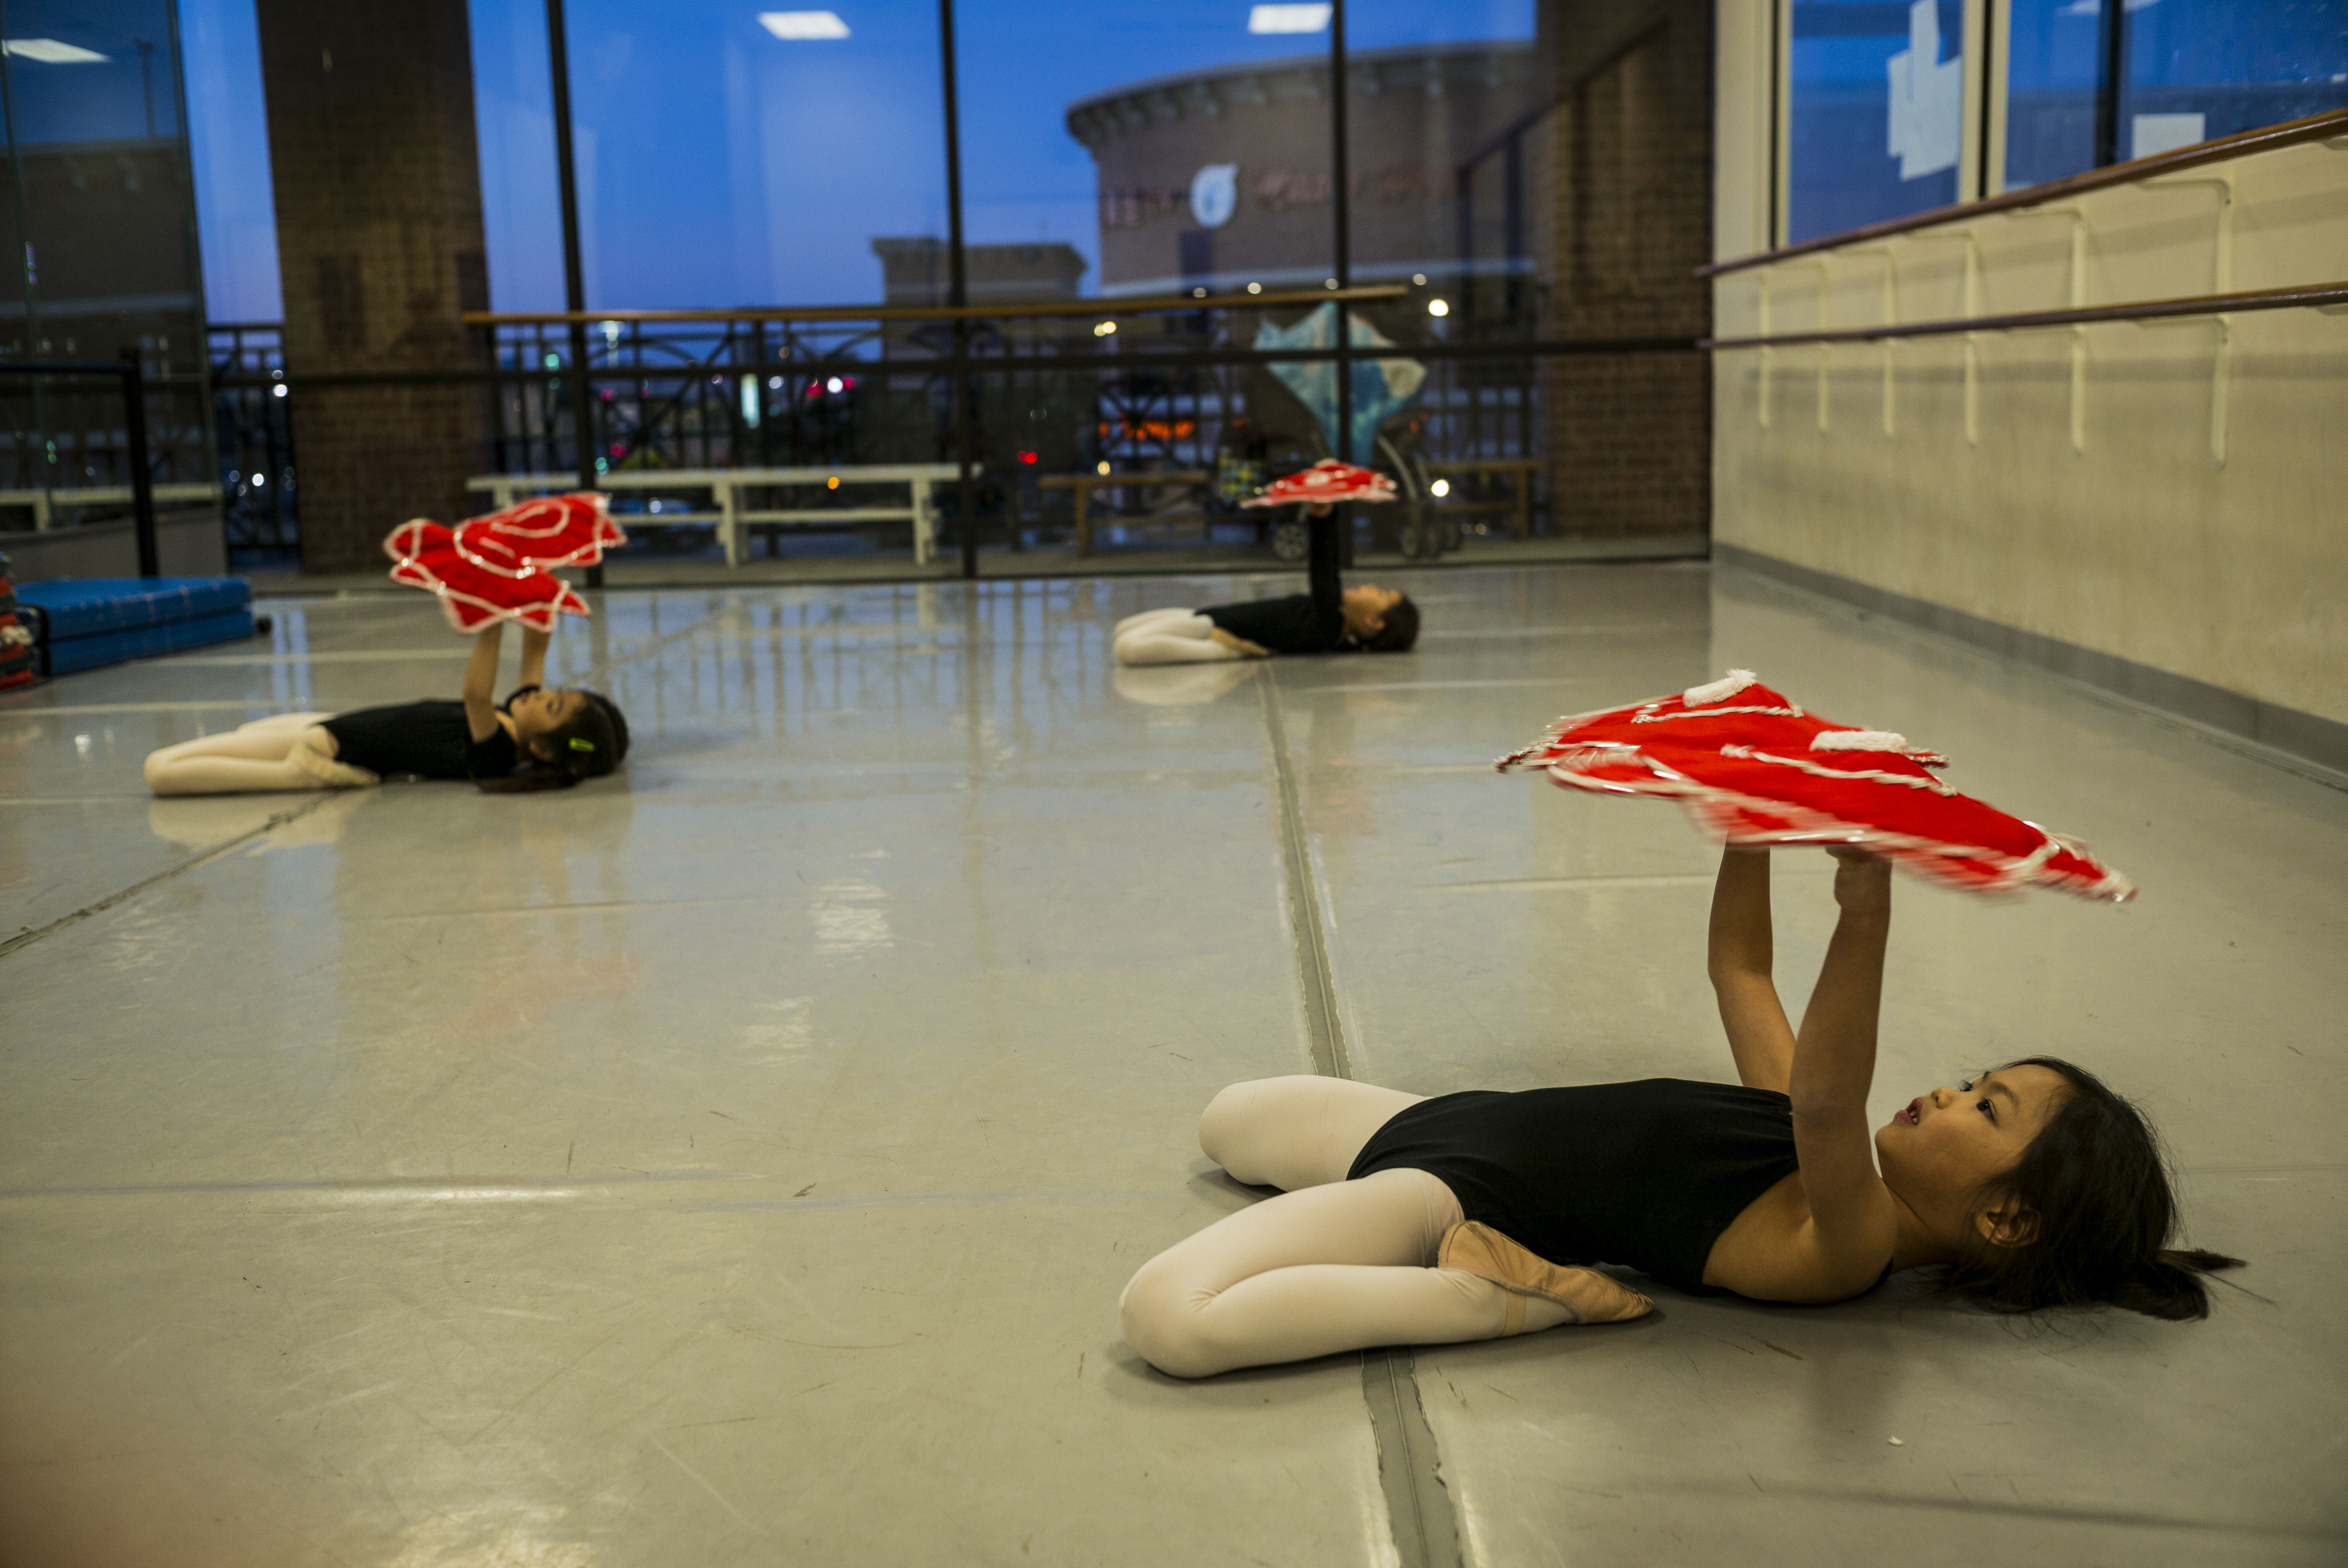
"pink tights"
1119,1077,1574,1377
142,712,351,795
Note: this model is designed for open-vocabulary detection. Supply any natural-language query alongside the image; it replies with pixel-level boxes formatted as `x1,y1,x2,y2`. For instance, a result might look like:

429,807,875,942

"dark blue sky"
182,0,1530,321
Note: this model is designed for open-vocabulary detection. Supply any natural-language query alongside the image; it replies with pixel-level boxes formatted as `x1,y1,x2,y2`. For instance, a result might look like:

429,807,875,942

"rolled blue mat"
15,576,257,676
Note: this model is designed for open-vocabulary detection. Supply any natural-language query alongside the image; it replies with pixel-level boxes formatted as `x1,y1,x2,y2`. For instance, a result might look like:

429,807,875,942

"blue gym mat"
14,577,256,676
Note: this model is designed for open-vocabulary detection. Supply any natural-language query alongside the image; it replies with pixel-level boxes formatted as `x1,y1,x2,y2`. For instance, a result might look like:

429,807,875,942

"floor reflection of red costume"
439,953,642,1046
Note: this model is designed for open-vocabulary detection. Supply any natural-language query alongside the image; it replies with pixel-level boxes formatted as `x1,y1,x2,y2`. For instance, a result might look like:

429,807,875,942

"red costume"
385,493,625,633
1499,670,2134,901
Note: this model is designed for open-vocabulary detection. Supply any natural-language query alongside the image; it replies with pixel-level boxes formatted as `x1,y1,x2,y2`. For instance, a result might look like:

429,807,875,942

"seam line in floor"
1258,669,1347,1083
0,793,332,964
1259,667,1467,1568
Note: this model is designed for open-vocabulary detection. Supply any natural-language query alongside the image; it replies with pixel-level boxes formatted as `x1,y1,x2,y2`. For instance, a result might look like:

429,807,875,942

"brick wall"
255,1,491,571
1533,0,1714,537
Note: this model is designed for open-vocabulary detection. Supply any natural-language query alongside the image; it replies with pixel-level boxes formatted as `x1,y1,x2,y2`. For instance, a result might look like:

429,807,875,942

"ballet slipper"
288,733,380,788
1438,1222,1654,1330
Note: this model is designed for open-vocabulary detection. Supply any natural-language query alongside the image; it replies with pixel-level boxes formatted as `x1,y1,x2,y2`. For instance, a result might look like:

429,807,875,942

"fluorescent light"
1248,4,1330,33
3,38,108,63
760,11,849,39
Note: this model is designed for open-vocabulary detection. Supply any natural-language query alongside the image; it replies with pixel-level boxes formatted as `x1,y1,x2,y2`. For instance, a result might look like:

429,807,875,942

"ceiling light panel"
759,11,850,39
1247,4,1330,33
3,38,110,63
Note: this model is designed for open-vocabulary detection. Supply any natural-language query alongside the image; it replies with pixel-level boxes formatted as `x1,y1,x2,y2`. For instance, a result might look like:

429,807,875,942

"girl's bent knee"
1118,1264,1217,1379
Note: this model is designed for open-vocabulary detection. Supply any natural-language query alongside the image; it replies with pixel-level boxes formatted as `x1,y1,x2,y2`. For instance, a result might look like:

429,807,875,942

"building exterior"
871,239,1088,307
1066,44,1537,298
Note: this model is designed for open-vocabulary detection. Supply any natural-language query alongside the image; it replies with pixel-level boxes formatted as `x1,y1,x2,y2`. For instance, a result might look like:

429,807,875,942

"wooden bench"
1424,458,1541,539
0,483,222,530
466,465,978,567
1037,470,1212,557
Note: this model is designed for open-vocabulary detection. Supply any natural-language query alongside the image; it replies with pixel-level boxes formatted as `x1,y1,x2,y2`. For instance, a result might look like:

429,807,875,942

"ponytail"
2108,1249,2247,1323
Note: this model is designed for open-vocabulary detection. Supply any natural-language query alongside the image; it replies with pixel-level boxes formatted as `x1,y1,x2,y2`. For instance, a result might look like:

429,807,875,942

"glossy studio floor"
2,560,2342,1568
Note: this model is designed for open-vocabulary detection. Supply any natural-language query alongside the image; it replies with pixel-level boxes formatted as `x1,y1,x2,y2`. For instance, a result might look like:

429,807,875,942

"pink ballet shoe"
288,733,380,788
1439,1222,1654,1334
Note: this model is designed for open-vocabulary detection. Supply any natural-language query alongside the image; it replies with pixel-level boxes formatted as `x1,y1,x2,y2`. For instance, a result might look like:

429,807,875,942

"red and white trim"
1497,669,2136,903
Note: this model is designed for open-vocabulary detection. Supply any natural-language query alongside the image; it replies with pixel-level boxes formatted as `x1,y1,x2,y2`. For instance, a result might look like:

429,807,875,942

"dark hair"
1364,594,1418,653
474,689,630,794
1936,1056,2241,1321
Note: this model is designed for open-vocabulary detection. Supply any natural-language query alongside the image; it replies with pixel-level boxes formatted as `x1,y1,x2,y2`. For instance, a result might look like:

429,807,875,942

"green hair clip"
569,736,596,753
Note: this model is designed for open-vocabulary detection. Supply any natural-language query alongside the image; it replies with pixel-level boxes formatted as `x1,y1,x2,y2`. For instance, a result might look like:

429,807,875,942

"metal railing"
205,288,1695,567
209,322,298,558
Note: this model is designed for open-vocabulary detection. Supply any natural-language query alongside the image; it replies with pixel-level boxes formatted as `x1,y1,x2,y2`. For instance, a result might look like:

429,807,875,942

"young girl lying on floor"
1120,846,2238,1377
1112,508,1417,665
143,621,627,796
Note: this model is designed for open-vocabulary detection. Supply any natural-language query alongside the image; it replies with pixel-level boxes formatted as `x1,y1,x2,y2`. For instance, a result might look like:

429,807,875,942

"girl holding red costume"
142,621,627,796
1112,503,1417,665
1120,846,2238,1379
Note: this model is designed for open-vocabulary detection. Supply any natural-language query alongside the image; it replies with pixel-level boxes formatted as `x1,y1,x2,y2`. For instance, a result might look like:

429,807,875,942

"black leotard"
1347,1079,1801,1295
1199,512,1350,655
321,687,531,781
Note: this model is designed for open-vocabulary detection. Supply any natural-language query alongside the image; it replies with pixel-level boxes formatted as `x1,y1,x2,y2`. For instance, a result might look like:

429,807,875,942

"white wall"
1709,4,2348,731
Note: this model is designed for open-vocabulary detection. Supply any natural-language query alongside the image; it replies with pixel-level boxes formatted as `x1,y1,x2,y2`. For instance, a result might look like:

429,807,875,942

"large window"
1784,0,2348,245
471,0,950,311
1345,0,1538,315
1787,0,1967,244
2119,0,2348,154
0,0,213,503
2005,0,2348,191
2002,0,2102,188
955,0,1335,303
0,0,202,357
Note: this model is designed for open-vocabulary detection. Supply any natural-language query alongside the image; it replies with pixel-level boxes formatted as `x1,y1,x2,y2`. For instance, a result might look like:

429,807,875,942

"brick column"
1534,0,1714,538
256,1,491,572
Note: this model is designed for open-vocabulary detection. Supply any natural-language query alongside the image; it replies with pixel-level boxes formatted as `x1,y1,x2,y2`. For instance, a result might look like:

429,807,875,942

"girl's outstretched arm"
462,623,505,742
1708,848,1796,1093
517,625,550,691
1785,847,1899,1283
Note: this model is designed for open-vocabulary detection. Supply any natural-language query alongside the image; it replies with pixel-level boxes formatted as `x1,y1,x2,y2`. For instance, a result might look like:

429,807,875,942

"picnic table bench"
466,465,977,566
0,483,222,530
1037,470,1212,558
1424,458,1541,540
